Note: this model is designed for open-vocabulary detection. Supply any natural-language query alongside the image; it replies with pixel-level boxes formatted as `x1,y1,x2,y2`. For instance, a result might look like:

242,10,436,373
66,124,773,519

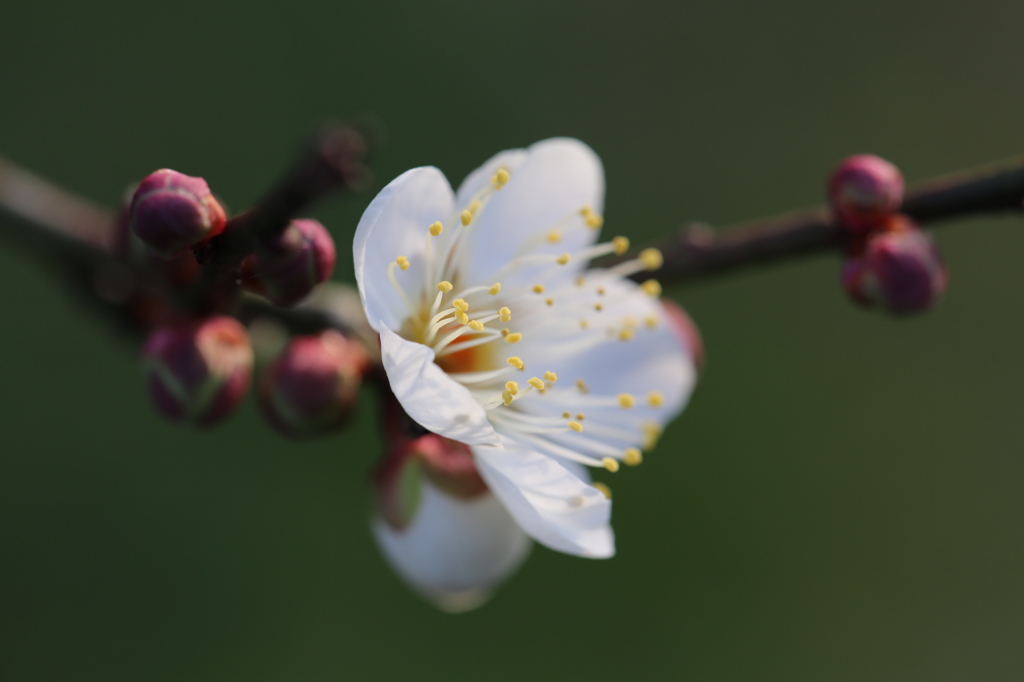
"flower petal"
462,138,605,289
373,479,531,613
353,167,456,332
455,148,529,208
474,441,614,558
380,325,500,447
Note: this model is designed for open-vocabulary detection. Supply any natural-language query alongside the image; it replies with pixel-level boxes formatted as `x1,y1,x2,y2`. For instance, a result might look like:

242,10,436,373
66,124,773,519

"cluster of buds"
829,155,947,314
127,166,365,433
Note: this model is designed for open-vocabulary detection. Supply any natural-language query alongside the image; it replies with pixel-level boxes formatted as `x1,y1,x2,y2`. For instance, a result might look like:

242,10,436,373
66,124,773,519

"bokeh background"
2,1,1023,680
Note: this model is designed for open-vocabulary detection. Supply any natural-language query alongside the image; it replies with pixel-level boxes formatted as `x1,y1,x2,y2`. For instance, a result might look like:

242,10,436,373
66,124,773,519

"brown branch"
619,155,1024,285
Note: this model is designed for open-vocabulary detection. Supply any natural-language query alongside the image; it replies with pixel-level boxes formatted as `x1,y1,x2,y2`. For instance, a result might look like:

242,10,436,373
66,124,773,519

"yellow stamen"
395,256,410,271
499,306,512,322
556,252,571,265
641,279,662,297
505,381,519,395
545,298,554,306
648,391,664,407
624,448,643,466
592,482,612,499
579,319,589,329
502,390,514,406
468,200,481,215
601,457,620,472
505,332,522,343
580,205,603,229
562,411,571,419
575,276,585,287
618,393,635,409
642,422,663,450
623,316,638,328
452,298,469,311
594,303,604,312
460,210,473,226
436,281,453,292
543,371,558,383
501,328,509,337
506,356,524,370
493,168,510,188
645,315,658,329
528,377,545,390
468,320,485,332
568,421,583,432
546,229,562,243
455,310,469,325
612,236,629,255
576,379,590,394
429,221,443,237
532,284,545,294
596,287,606,296
619,328,635,341
575,412,586,421
639,248,663,270
489,282,501,295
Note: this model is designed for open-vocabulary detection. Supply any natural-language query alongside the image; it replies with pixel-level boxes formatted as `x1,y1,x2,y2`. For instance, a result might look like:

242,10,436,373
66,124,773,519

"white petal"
373,479,532,613
353,167,456,332
474,441,615,558
462,138,605,289
380,325,500,447
455,148,529,208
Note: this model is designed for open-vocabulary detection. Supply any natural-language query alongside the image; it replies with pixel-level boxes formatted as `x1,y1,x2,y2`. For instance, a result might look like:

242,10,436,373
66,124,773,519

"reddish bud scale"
828,154,904,233
241,219,336,307
841,215,947,314
142,317,253,426
130,169,226,259
259,331,368,437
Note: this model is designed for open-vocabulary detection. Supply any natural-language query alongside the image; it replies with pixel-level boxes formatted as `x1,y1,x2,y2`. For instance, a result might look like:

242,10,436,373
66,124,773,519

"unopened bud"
130,169,227,258
142,316,253,426
661,299,705,371
841,216,947,314
241,219,336,306
828,154,904,232
258,330,368,437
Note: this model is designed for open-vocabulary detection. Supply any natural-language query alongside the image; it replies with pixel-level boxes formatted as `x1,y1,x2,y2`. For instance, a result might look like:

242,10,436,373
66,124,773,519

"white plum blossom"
355,138,696,562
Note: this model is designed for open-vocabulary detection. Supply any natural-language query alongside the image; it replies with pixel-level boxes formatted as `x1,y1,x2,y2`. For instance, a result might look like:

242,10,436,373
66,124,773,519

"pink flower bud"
841,216,947,314
661,299,705,371
828,154,904,232
130,169,227,258
258,330,368,437
142,316,253,426
240,219,336,307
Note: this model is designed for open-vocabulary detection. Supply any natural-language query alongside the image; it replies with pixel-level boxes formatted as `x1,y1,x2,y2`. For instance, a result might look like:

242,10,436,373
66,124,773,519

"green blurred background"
2,1,1023,679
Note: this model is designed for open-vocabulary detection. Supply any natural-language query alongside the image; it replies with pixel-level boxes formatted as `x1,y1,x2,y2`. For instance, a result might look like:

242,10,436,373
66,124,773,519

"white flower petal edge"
380,325,500,447
353,167,456,332
373,478,531,613
474,442,614,558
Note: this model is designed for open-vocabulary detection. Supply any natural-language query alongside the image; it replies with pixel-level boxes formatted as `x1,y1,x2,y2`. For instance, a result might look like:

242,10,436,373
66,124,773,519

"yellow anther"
505,332,522,343
468,320,485,332
395,255,410,271
624,448,643,466
455,310,469,325
639,248,664,270
461,210,473,226
493,168,510,188
489,282,501,295
641,279,662,297
546,229,562,244
568,421,584,432
575,276,585,287
594,303,604,312
501,328,510,337
575,412,586,421
612,236,629,255
596,287,606,296
648,391,665,407
618,393,635,409
502,390,514,406
576,379,590,394
645,315,658,329
579,319,589,329
506,356,524,370
452,298,469,311
619,328,635,341
545,298,554,306
556,252,571,265
532,284,545,294
642,421,663,450
528,377,546,390
429,221,443,237
580,205,603,229
505,381,519,395
562,411,572,419
543,371,558,383
436,280,454,292
623,316,638,328
592,482,612,499
499,306,512,322
601,457,620,472
469,201,481,215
